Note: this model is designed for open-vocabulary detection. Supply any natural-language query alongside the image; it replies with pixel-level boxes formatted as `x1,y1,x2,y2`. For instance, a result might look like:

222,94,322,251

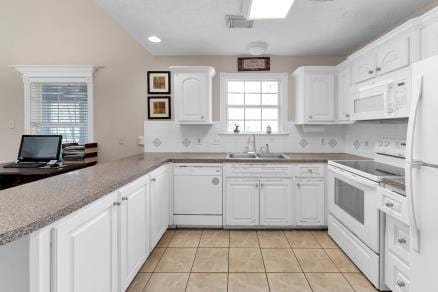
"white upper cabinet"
171,66,215,124
336,63,352,121
376,35,410,75
420,7,438,59
352,51,377,84
350,20,420,85
293,67,336,124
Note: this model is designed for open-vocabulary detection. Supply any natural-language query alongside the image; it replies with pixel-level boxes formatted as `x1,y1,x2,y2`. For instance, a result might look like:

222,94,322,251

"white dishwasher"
173,163,223,227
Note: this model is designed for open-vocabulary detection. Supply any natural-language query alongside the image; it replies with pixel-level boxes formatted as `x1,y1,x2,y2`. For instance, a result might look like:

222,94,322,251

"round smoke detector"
247,42,268,55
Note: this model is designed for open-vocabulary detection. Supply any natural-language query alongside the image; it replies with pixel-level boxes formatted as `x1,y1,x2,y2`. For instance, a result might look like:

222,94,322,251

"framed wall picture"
148,96,171,119
147,71,171,94
238,57,270,71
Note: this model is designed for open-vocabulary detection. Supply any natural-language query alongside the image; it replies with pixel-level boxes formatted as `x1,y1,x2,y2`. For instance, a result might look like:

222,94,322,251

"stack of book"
62,143,98,165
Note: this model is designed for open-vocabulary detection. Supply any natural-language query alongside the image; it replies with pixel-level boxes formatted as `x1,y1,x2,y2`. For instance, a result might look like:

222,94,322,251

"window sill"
218,132,289,136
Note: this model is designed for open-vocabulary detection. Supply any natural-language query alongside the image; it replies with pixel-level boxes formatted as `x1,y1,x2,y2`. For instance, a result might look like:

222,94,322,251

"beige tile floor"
127,229,378,292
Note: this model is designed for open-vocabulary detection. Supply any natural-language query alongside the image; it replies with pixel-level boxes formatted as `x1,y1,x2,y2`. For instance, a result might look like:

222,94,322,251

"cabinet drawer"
385,250,410,292
296,164,325,177
379,187,409,225
386,216,410,265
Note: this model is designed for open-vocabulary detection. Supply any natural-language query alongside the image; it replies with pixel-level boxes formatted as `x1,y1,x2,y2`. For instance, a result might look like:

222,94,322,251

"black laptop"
3,135,63,168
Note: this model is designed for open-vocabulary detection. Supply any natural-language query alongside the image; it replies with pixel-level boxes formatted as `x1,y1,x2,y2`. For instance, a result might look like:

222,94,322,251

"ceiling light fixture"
148,36,162,43
247,41,268,55
247,0,295,19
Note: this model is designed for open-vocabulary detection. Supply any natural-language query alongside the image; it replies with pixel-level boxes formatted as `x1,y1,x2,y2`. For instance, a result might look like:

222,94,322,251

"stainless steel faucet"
265,144,270,153
248,134,256,153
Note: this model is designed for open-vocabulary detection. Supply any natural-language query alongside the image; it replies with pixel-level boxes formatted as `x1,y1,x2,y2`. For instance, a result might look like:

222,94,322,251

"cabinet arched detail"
171,66,215,124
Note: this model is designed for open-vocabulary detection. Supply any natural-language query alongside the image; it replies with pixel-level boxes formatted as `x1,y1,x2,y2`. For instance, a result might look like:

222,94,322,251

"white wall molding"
10,65,100,78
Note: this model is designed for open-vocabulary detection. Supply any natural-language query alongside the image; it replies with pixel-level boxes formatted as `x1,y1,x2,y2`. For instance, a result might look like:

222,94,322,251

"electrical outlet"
196,138,202,145
320,138,325,145
137,136,145,146
212,138,221,145
8,120,15,129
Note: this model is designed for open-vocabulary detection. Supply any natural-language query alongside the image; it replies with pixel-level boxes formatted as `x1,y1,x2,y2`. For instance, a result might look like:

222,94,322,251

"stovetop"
330,160,405,182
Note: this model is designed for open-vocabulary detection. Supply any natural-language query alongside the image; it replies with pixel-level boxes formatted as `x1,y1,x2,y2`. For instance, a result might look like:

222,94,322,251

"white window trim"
220,72,289,134
11,65,97,143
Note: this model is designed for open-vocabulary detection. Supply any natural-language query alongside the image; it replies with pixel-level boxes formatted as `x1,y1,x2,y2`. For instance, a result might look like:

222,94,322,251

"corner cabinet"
293,66,336,124
171,66,216,124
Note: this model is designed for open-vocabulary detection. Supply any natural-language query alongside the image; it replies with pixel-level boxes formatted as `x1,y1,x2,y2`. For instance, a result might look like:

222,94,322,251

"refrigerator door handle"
406,75,423,252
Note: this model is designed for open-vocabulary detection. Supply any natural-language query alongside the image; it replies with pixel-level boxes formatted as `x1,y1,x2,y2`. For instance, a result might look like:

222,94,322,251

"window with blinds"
30,82,90,144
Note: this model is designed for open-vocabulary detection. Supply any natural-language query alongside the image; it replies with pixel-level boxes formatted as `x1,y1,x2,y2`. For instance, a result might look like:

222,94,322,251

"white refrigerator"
406,55,438,291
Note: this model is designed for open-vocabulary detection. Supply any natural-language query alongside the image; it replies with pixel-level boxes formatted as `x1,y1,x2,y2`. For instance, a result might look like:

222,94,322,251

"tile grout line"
227,229,230,292
256,230,271,292
184,229,202,292
340,272,359,292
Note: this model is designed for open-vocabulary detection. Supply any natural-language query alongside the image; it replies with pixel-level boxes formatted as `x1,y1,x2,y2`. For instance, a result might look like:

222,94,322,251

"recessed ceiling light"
248,0,295,19
148,36,162,43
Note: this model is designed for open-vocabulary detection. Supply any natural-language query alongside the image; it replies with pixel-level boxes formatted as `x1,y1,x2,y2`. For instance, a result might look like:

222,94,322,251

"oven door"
328,165,380,253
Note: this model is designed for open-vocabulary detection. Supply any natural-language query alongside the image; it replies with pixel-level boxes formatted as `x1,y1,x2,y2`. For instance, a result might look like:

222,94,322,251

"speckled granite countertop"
382,177,406,192
0,152,366,246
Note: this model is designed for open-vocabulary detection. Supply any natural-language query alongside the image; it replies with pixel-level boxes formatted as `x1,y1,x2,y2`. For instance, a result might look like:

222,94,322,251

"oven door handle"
328,165,379,188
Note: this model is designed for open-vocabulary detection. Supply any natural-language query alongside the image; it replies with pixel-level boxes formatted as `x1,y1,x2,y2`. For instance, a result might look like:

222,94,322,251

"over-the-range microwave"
350,68,411,120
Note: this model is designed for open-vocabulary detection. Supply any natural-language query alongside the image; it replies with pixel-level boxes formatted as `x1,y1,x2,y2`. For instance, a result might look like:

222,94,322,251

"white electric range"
327,139,405,290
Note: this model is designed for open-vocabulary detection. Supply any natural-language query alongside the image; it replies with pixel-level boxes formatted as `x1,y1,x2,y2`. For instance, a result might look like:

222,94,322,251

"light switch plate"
8,120,15,129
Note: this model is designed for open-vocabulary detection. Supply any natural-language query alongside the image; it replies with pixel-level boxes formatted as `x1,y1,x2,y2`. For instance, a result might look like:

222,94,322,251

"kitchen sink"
227,153,258,159
226,153,289,160
257,153,289,159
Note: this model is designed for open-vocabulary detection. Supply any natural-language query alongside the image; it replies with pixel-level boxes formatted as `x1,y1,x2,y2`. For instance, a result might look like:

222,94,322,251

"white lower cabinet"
295,179,325,226
149,165,171,249
49,165,171,292
260,179,293,226
119,177,149,291
52,192,119,292
226,179,260,226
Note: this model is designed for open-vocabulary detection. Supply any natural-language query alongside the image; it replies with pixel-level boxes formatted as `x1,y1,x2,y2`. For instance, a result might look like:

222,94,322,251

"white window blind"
30,81,90,144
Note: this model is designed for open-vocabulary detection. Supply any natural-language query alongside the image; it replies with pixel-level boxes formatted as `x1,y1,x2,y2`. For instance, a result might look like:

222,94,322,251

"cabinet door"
305,73,335,122
149,166,170,249
52,193,118,292
421,22,438,59
295,179,325,226
226,179,259,226
119,177,149,291
337,67,352,121
175,73,209,122
376,36,410,75
260,179,293,226
352,52,376,83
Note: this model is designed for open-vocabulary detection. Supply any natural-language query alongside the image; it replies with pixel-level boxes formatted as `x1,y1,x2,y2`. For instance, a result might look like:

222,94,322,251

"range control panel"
375,139,406,158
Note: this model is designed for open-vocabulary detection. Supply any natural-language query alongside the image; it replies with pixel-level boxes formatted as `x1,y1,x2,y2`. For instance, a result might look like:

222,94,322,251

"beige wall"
0,0,343,163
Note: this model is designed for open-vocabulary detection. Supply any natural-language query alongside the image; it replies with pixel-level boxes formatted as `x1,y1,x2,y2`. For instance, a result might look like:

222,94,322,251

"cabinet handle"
113,202,121,206
201,115,204,119
297,183,301,187
308,115,313,119
398,238,407,244
122,197,128,201
396,281,406,288
376,67,382,72
256,184,259,188
261,184,264,188
151,178,156,182
368,70,374,74
385,202,394,208
345,114,350,118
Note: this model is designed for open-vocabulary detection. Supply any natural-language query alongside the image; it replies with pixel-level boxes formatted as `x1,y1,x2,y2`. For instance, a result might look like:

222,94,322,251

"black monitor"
17,135,62,162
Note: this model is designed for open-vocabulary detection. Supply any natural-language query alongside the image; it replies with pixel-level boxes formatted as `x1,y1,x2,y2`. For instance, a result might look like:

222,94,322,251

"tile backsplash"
144,120,408,158
144,121,346,153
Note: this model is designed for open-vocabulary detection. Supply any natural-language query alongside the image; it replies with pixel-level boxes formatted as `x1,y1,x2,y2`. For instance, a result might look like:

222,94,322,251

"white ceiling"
96,0,434,56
